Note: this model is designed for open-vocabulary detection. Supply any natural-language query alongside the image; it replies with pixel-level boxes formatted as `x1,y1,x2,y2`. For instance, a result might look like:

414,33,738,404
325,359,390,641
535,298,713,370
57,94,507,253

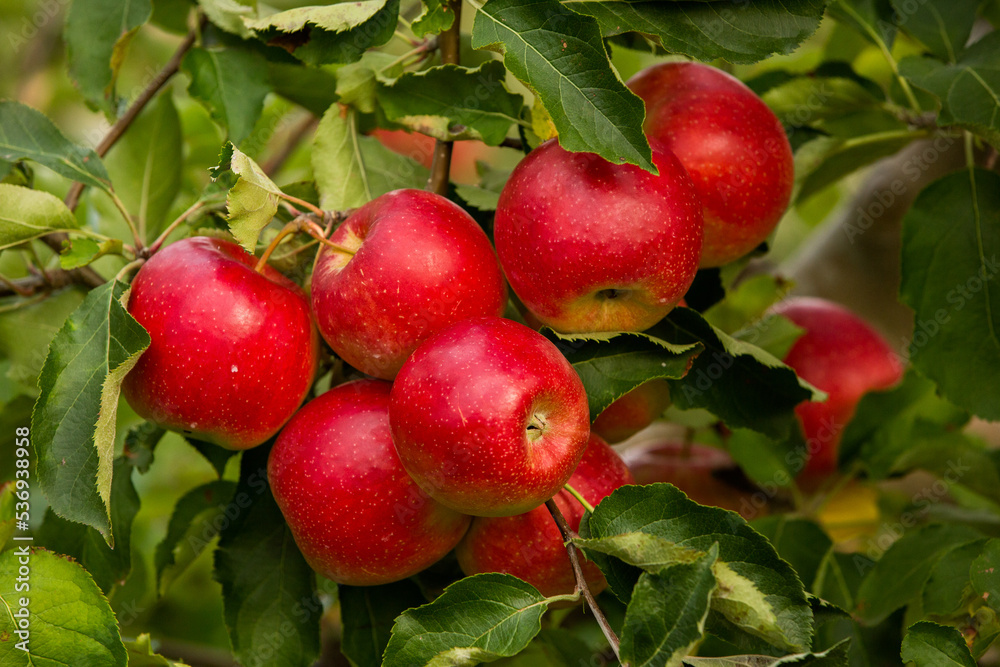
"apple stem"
255,219,357,274
148,200,208,255
545,499,626,665
279,193,325,218
563,483,596,514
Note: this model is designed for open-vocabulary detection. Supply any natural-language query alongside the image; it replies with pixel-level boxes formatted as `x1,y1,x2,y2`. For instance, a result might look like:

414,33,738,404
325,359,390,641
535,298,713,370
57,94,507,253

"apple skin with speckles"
591,379,672,443
770,298,904,478
455,433,633,599
389,316,591,517
268,379,471,586
122,236,318,450
311,189,507,380
493,139,703,334
627,62,794,268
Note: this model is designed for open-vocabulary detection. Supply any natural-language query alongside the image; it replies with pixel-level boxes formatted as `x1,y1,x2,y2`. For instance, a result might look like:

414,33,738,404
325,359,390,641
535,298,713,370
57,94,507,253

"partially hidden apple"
770,297,904,478
268,379,471,586
389,316,591,517
122,236,318,449
372,128,498,185
628,62,794,268
456,433,633,598
494,138,703,333
591,380,672,443
311,189,507,380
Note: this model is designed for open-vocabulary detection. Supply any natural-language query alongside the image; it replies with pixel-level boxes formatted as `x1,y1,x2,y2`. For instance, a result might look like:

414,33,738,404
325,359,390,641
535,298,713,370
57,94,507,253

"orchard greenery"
1,0,999,666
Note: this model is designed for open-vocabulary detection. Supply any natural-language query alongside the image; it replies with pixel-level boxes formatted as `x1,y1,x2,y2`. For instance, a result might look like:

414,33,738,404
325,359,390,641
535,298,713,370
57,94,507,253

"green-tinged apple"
372,128,499,185
592,380,672,443
456,434,633,598
770,297,904,478
311,189,506,380
389,316,590,517
122,237,317,449
268,379,471,586
621,440,752,514
494,138,703,333
628,62,794,268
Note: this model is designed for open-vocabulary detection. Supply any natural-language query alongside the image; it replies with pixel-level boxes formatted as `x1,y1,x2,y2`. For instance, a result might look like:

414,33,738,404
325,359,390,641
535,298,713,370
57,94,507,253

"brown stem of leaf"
426,0,462,196
544,499,625,665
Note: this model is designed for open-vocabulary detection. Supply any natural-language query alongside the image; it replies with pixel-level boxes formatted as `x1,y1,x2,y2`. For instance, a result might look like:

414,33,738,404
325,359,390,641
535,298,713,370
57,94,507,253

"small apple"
769,297,904,478
311,189,507,380
389,316,591,517
268,379,471,586
455,433,633,598
493,138,703,333
371,128,498,185
122,237,317,449
620,440,750,514
591,380,672,443
627,62,794,268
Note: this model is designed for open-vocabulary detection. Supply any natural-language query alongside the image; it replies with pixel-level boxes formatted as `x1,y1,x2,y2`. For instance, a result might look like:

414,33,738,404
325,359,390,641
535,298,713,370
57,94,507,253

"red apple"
591,380,672,443
494,138,703,333
371,128,498,185
122,237,317,449
621,440,750,514
627,62,794,268
311,189,507,380
389,316,591,517
268,379,471,586
769,297,904,477
455,433,633,598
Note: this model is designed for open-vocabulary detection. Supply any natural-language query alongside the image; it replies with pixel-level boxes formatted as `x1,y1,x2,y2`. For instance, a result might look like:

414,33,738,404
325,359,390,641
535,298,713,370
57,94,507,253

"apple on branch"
591,380,672,444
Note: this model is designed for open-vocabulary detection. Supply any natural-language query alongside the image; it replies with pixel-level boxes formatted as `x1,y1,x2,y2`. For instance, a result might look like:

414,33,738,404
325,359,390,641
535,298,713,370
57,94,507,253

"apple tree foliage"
1,0,1000,665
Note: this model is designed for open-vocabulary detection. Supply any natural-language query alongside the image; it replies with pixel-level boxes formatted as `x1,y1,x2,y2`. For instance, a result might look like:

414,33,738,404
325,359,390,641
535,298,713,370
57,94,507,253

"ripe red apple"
455,433,633,598
371,128,498,185
493,138,703,333
122,236,317,449
627,62,794,268
591,380,672,443
770,297,904,478
621,440,750,514
389,316,591,517
311,189,506,380
268,379,471,586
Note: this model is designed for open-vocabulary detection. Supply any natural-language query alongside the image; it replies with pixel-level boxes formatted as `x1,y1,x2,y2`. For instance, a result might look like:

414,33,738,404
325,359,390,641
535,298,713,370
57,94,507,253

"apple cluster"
121,62,809,590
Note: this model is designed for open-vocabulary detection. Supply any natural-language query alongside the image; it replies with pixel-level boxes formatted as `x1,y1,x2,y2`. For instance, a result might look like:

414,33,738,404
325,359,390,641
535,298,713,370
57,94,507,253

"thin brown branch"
426,0,462,196
500,136,524,151
261,114,320,177
545,499,625,664
0,268,84,299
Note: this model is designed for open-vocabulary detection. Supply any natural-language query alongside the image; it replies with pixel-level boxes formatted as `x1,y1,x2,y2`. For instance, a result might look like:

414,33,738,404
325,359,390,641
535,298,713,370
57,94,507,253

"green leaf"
971,539,1000,612
383,573,567,667
921,538,988,616
213,142,282,252
891,0,978,62
35,457,140,593
621,545,718,667
268,62,341,116
155,480,237,593
566,0,825,65
186,436,241,478
898,168,1000,420
813,552,871,612
0,184,80,250
64,0,153,114
412,0,455,37
244,0,400,66
762,77,882,126
198,0,255,38
543,330,701,421
828,0,897,49
683,639,851,666
901,621,976,667
0,548,128,666
340,579,427,667
492,629,598,667
650,308,820,439
214,445,322,667
312,106,429,210
578,484,814,653
182,47,272,146
900,33,1000,147
0,483,15,551
794,130,918,204
336,52,403,114
471,0,653,172
0,101,112,193
60,238,125,270
854,523,983,624
33,280,150,546
732,315,805,363
751,518,833,594
377,61,524,145
726,428,798,488
125,634,192,666
704,274,793,335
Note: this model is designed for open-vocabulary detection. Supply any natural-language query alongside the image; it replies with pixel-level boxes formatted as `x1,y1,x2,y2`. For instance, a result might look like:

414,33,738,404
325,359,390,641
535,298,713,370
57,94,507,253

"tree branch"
426,0,462,196
0,268,86,299
545,499,625,665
